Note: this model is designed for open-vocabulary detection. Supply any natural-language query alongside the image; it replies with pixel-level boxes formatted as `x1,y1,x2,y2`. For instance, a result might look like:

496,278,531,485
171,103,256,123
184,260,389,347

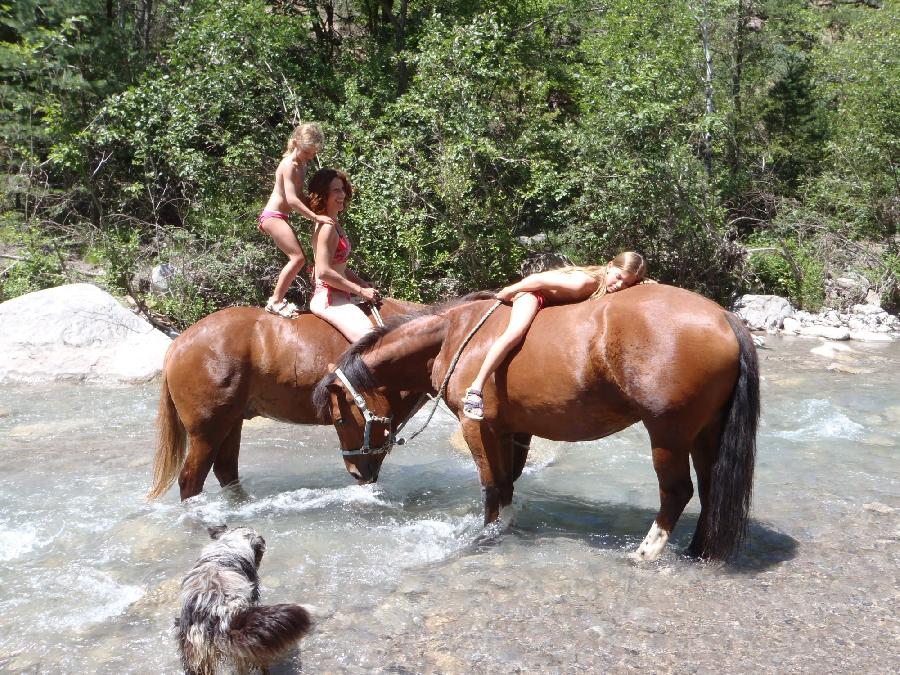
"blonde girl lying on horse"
462,251,653,421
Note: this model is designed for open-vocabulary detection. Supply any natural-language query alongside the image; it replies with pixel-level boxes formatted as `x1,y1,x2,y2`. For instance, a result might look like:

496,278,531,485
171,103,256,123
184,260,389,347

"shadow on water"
485,491,799,571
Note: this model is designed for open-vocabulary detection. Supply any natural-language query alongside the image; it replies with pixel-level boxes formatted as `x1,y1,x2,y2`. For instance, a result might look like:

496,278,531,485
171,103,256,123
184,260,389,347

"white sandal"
265,298,299,319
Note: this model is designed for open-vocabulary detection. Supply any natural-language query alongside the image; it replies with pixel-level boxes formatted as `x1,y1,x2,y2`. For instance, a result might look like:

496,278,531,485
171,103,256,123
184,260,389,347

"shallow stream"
0,336,897,673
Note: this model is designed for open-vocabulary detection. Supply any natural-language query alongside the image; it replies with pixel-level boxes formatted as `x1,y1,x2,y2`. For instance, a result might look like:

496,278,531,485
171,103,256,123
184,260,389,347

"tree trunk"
729,0,748,182
700,7,715,179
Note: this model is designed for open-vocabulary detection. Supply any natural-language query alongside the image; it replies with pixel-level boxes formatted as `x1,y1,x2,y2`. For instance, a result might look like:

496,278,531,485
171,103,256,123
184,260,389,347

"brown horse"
147,298,422,501
313,284,760,561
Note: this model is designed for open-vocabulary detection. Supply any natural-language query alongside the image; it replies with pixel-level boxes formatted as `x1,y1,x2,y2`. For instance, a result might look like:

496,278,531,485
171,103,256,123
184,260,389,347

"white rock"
851,304,886,316
799,325,850,340
849,330,893,342
810,341,854,358
781,317,802,333
733,294,794,330
0,283,172,384
150,263,177,293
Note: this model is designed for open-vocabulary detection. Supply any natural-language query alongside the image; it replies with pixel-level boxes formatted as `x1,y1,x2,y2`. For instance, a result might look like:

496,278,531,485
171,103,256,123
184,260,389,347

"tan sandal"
265,298,299,319
461,388,484,421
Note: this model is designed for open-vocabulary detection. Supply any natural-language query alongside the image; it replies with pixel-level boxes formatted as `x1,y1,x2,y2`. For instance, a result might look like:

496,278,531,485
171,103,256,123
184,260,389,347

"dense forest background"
1,0,897,328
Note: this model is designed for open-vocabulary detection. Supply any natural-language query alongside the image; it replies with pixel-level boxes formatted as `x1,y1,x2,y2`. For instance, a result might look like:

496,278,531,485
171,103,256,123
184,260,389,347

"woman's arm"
345,268,372,288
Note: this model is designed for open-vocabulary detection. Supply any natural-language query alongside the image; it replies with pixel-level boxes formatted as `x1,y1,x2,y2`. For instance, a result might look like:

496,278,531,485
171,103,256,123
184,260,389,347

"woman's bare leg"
261,217,306,303
309,290,373,343
470,293,541,392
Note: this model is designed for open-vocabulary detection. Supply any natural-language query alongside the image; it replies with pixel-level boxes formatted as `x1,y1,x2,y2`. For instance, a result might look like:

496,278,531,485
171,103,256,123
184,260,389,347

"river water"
0,336,897,673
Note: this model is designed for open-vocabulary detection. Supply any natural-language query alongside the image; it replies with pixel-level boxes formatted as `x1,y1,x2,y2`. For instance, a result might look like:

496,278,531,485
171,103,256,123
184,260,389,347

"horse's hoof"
630,521,669,562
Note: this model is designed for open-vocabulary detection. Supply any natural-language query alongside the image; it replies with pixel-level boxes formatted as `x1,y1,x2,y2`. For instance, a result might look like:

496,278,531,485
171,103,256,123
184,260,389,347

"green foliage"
0,0,895,325
336,11,562,298
145,237,276,330
747,233,825,310
0,231,67,302
807,0,899,239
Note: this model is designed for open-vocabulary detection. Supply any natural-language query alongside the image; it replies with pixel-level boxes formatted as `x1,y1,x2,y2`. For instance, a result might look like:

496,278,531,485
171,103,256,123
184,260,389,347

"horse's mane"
312,290,496,419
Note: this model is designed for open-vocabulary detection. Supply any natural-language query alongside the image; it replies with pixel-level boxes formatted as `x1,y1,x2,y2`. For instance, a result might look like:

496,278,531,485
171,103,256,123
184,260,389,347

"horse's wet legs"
686,422,721,558
213,421,243,488
633,440,694,561
462,422,515,525
179,435,216,500
511,433,531,481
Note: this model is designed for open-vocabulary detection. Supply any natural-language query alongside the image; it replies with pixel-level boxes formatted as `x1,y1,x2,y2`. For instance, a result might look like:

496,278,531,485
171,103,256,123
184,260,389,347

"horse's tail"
147,365,187,500
705,312,760,560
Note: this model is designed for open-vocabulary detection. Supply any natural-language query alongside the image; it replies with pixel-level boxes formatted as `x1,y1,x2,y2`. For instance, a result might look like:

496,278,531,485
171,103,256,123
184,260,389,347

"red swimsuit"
311,228,353,306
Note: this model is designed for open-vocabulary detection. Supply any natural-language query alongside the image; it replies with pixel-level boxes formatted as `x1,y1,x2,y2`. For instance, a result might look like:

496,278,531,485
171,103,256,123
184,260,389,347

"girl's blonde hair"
566,251,648,298
284,122,325,159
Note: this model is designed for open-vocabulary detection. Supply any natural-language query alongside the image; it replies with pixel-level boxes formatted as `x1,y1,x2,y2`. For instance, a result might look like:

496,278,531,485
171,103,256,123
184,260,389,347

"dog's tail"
227,603,312,665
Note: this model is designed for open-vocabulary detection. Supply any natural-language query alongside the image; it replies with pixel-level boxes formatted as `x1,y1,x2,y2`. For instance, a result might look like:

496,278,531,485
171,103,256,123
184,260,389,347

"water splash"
774,399,864,440
0,525,38,561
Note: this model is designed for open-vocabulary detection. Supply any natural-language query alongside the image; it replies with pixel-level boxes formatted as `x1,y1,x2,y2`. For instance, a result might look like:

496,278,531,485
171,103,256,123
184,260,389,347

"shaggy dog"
177,526,311,675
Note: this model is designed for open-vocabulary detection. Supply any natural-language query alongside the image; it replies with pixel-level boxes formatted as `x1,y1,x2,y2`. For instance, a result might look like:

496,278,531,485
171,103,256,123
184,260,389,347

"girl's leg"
261,217,306,303
470,293,541,392
309,290,373,343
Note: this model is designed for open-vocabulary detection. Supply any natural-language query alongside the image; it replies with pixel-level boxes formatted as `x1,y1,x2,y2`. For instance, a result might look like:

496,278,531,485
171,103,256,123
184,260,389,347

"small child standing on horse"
258,122,335,318
462,251,652,421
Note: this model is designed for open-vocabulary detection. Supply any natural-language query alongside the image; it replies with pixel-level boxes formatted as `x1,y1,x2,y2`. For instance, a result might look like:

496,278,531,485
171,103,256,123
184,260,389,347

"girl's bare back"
264,157,306,213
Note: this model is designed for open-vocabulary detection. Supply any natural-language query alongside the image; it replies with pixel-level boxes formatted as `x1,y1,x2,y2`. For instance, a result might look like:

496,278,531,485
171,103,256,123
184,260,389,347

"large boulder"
824,271,871,311
0,283,172,384
733,294,794,330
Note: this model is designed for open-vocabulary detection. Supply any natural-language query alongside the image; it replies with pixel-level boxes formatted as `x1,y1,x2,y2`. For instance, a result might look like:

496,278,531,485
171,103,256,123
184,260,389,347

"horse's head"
313,300,475,483
313,367,396,484
313,327,427,484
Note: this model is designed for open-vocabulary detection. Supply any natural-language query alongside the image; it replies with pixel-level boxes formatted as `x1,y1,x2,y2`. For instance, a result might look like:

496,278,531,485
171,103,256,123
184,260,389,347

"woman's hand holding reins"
358,286,380,303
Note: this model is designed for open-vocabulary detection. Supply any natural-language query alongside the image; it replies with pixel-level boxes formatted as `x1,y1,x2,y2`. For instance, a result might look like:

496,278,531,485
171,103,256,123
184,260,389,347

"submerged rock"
0,283,171,384
799,325,850,340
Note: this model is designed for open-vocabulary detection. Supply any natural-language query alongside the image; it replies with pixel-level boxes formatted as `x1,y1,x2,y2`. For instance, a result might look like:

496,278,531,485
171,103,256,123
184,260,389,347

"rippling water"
0,336,897,673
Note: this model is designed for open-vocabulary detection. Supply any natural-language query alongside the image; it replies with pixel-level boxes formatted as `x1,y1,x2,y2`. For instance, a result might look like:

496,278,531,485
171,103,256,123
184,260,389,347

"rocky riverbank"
734,294,898,342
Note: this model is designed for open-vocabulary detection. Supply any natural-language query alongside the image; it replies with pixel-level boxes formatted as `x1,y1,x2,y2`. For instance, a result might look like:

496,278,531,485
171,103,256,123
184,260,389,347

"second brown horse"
314,284,760,561
147,298,421,501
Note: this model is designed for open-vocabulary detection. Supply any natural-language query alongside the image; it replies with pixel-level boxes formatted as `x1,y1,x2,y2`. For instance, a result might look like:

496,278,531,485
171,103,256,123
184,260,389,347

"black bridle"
332,368,395,457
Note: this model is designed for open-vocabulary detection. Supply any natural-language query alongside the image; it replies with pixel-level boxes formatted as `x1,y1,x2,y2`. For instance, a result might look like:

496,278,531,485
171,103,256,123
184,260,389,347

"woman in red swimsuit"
307,168,381,342
462,252,651,420
258,122,335,318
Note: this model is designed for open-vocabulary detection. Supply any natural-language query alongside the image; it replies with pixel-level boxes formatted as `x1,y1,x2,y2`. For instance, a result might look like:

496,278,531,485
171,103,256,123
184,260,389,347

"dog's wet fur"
176,526,311,674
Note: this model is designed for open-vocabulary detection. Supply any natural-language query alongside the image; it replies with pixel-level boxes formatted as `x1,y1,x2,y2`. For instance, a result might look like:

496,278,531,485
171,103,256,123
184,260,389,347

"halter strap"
333,367,394,457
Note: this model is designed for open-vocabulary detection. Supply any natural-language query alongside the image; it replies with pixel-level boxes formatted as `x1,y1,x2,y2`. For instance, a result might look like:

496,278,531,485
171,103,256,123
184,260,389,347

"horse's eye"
334,417,344,425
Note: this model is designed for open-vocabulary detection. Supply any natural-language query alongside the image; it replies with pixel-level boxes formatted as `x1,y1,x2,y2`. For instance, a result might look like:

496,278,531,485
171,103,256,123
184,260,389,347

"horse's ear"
207,524,228,540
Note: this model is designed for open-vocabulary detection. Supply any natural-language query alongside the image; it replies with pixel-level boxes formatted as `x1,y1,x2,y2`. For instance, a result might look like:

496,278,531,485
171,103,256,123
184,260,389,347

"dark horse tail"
147,363,187,500
705,312,760,561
